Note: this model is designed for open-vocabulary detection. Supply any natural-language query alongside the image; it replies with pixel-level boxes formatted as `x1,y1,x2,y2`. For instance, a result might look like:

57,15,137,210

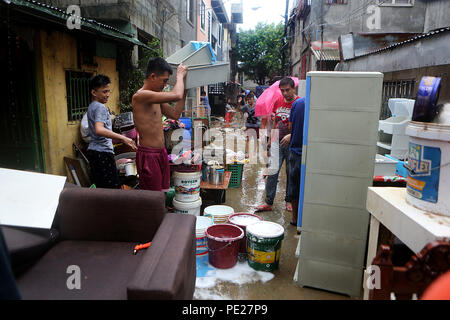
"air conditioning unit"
231,3,243,24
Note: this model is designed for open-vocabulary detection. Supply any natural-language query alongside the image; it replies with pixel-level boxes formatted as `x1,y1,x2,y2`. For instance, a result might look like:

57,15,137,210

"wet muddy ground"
194,113,357,300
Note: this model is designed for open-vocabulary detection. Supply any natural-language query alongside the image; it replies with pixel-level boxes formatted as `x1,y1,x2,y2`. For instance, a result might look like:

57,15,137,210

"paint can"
173,171,202,202
196,216,213,259
228,213,263,257
246,221,285,272
173,197,202,216
204,205,234,224
405,121,450,216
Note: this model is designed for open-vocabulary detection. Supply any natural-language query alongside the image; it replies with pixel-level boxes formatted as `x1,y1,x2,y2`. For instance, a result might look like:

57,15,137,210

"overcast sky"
225,0,293,31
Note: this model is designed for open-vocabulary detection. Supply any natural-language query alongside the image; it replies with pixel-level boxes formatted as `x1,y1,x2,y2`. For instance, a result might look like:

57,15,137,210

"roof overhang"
4,0,149,49
338,28,450,73
231,3,243,24
211,0,229,24
311,41,340,61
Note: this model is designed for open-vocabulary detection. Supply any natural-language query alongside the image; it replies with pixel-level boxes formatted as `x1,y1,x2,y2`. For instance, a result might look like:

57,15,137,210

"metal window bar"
380,79,415,120
66,71,92,121
208,83,225,94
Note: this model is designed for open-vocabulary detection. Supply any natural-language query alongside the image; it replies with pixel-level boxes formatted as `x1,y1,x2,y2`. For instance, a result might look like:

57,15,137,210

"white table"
364,187,450,300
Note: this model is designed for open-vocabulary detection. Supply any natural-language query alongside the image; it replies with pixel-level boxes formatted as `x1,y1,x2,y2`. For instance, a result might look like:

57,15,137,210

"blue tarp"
190,41,216,63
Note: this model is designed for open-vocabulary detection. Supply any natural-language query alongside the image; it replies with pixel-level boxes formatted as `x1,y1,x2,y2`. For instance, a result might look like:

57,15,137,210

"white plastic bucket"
196,216,213,258
405,121,450,216
173,171,202,202
204,205,235,224
173,197,202,216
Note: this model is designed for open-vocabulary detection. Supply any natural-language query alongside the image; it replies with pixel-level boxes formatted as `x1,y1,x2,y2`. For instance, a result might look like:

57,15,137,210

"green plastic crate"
226,163,243,188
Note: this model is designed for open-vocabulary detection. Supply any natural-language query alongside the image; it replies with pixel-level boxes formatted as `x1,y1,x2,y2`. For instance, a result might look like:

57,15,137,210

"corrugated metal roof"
347,26,450,61
6,0,149,48
311,47,340,61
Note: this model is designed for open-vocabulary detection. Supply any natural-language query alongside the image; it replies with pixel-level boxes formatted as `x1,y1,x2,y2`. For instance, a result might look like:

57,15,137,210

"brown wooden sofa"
2,187,196,300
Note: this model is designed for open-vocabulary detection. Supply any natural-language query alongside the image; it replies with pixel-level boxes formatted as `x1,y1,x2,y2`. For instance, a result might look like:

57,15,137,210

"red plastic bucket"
228,213,263,255
205,224,244,269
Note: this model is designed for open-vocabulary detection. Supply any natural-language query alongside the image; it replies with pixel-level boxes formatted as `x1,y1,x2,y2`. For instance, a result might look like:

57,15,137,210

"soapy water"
194,260,275,300
247,221,284,237
229,215,261,226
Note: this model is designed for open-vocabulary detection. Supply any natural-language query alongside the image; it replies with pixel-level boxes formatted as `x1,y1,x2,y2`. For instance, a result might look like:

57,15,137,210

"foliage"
235,22,285,85
119,39,164,113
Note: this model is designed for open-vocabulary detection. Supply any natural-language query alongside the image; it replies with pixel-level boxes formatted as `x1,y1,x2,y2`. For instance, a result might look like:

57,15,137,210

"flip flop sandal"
255,204,273,212
286,203,293,212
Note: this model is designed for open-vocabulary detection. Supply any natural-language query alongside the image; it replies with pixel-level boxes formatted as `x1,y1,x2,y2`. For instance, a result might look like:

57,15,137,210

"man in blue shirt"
287,97,305,226
200,90,211,117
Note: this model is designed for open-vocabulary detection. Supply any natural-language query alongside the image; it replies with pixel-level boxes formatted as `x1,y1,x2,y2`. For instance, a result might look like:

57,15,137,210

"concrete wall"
177,0,197,47
306,0,428,42
423,0,450,32
36,30,120,177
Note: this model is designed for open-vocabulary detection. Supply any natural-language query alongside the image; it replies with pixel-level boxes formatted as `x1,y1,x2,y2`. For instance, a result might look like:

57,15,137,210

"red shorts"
136,146,170,192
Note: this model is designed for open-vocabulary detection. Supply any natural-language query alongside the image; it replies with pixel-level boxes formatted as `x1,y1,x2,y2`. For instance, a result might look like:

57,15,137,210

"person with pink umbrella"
255,77,300,214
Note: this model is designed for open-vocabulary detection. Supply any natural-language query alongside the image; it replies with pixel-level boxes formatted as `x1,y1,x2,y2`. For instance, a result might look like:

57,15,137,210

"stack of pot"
203,160,225,186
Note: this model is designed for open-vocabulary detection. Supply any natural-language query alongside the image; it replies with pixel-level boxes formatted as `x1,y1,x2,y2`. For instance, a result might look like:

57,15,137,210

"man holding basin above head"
132,57,188,192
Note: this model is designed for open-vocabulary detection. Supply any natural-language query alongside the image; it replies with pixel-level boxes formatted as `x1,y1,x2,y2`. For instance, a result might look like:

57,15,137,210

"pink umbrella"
255,77,299,117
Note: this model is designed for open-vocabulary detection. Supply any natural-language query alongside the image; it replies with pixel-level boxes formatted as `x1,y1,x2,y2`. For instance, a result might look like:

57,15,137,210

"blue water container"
180,117,192,130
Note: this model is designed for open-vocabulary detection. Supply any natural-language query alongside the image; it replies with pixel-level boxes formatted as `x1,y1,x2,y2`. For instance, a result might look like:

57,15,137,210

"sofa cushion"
17,240,144,300
2,226,58,276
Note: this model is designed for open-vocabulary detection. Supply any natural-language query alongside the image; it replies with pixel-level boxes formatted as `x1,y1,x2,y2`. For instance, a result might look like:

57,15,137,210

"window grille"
66,70,93,121
380,79,416,120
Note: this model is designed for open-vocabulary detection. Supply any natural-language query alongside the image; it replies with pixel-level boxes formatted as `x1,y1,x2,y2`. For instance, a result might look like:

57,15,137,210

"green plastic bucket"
246,221,285,272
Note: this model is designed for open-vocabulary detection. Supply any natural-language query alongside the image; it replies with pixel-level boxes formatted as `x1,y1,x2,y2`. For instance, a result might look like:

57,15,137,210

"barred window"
200,1,206,31
186,0,194,24
66,71,93,121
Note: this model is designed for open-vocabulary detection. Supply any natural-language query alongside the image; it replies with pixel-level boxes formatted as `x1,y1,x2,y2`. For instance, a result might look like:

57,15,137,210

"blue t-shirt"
87,101,114,153
289,97,306,156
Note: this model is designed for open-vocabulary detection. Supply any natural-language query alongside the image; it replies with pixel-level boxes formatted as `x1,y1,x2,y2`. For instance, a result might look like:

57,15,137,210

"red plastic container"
228,213,263,254
205,224,244,269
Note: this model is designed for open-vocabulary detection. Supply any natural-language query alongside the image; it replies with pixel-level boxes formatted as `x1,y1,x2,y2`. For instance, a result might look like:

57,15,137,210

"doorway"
0,24,44,172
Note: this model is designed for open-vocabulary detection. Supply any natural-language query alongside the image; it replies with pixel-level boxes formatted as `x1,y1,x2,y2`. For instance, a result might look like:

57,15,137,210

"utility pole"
282,0,289,76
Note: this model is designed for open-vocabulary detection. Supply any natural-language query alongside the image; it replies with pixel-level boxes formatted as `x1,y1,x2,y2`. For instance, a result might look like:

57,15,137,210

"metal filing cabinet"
295,72,383,298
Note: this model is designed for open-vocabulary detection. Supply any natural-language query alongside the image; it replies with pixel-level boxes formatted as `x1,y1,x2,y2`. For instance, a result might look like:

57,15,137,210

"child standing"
240,92,261,158
87,74,137,188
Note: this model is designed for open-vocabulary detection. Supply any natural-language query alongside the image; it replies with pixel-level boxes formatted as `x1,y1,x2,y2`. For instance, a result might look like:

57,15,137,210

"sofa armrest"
127,213,196,300
58,188,166,243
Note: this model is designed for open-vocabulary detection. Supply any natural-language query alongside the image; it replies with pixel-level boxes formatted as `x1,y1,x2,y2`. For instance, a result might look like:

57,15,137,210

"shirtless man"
132,57,188,191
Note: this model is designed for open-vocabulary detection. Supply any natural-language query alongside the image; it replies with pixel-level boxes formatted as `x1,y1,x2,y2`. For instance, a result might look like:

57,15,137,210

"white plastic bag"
80,113,91,143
